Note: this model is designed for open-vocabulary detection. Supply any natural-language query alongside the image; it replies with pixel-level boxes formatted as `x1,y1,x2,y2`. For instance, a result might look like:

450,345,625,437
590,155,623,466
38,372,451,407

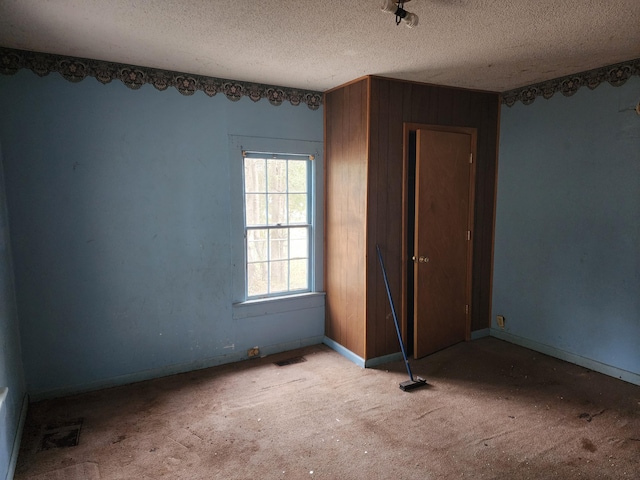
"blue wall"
0,71,324,399
493,77,640,384
0,142,26,480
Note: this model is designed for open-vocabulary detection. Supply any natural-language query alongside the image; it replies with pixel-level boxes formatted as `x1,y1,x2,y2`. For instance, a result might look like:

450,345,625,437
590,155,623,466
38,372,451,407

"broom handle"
376,245,415,381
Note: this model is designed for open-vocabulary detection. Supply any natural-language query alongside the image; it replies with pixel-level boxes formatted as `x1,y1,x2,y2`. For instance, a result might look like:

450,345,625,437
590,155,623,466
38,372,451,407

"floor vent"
40,418,83,450
274,356,306,367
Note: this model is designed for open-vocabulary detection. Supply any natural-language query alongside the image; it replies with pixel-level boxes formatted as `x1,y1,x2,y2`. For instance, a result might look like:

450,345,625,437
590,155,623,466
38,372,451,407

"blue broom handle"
376,245,414,381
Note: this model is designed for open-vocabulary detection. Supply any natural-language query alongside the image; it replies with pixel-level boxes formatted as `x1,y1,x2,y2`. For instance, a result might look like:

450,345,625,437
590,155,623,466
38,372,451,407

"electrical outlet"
248,347,260,358
496,315,505,328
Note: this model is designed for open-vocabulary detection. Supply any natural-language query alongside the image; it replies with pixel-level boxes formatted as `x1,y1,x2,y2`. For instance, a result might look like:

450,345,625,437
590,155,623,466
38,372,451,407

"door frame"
400,123,478,353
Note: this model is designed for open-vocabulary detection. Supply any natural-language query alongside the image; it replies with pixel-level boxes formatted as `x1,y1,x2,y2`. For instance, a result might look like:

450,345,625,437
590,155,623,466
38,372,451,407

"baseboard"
7,393,28,480
364,351,404,368
490,329,640,386
322,338,405,368
471,328,490,340
30,335,325,401
322,337,365,368
251,335,325,359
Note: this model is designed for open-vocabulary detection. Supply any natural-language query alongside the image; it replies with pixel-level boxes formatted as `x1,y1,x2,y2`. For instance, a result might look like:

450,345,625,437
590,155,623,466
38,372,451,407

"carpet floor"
15,337,640,479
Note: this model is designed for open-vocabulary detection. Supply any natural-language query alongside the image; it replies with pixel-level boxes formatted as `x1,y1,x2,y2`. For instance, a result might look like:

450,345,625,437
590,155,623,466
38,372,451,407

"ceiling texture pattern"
1,0,639,95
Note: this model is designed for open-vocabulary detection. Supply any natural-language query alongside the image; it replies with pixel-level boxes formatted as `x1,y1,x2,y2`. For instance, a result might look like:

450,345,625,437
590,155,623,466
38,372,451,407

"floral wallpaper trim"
501,58,640,106
0,47,323,110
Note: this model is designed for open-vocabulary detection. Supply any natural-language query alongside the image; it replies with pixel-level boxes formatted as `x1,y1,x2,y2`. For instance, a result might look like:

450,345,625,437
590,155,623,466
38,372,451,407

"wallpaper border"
2,47,638,109
0,47,323,110
501,58,640,106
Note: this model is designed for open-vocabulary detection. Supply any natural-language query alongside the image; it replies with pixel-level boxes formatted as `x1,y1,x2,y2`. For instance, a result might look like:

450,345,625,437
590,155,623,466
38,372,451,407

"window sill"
232,292,325,320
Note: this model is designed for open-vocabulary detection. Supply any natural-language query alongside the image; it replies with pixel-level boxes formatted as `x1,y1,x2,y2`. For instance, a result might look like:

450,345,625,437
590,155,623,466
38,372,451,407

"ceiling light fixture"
381,0,419,28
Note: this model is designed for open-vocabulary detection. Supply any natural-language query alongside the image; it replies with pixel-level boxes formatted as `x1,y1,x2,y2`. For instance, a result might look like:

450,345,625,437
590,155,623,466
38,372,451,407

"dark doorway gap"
406,130,416,357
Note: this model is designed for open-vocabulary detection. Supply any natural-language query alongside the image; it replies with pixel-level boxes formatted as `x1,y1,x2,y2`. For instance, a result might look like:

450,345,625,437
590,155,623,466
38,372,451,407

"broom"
376,244,428,391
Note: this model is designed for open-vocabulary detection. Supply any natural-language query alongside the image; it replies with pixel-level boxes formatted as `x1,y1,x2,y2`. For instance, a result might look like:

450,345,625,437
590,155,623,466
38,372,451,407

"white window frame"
242,151,313,299
229,136,323,310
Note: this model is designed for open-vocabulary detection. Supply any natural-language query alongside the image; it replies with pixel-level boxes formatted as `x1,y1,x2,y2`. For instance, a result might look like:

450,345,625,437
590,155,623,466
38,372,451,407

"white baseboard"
30,335,325,401
322,337,405,368
7,393,28,480
490,328,640,386
322,337,365,367
471,328,490,340
364,351,404,368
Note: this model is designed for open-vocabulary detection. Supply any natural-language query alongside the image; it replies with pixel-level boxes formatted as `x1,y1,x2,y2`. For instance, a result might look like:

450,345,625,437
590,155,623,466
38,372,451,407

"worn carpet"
15,337,640,479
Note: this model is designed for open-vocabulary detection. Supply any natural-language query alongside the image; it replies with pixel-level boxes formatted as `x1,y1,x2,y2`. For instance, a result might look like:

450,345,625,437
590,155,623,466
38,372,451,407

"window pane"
243,152,312,299
267,159,287,193
244,158,266,193
290,227,308,259
288,193,307,224
245,193,266,226
247,229,267,263
290,259,308,290
270,260,288,293
269,228,288,261
268,193,287,225
247,262,268,297
288,161,307,193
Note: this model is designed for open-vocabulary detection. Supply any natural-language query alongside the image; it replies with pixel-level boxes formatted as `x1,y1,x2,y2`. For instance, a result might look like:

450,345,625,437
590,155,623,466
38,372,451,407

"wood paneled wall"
325,76,500,360
324,78,369,358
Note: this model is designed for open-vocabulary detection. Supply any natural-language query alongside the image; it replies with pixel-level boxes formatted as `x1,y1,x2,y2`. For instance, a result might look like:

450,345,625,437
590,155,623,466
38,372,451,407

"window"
242,151,313,298
229,135,323,310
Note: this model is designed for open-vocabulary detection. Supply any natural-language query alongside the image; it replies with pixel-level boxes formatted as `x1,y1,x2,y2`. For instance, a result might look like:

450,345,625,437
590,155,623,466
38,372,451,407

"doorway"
402,124,477,359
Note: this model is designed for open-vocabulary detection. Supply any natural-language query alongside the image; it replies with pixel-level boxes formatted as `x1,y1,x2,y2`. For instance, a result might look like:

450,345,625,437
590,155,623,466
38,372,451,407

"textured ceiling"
1,0,639,92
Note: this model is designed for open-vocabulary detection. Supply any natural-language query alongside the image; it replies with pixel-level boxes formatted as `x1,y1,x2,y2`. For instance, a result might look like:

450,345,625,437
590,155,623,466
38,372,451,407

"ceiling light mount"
381,0,419,28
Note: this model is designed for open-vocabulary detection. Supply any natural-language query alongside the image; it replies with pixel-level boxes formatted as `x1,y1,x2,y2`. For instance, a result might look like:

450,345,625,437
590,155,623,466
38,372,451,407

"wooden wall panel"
366,79,406,357
324,78,369,358
324,75,499,361
324,86,344,345
473,99,500,332
366,77,500,358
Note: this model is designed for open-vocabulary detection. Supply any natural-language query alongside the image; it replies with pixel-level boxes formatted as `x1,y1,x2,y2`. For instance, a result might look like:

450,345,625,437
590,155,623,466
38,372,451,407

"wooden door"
413,129,475,358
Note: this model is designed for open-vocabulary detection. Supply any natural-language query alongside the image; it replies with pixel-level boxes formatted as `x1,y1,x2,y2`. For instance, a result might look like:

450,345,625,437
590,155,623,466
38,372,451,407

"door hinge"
467,230,471,241
469,153,473,164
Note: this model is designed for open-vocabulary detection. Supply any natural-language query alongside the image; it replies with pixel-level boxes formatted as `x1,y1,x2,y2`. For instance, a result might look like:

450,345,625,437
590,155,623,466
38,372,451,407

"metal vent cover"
274,356,306,367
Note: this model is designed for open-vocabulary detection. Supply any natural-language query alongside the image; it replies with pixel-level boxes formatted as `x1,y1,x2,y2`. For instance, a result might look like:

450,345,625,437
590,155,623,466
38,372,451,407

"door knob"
419,256,429,263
